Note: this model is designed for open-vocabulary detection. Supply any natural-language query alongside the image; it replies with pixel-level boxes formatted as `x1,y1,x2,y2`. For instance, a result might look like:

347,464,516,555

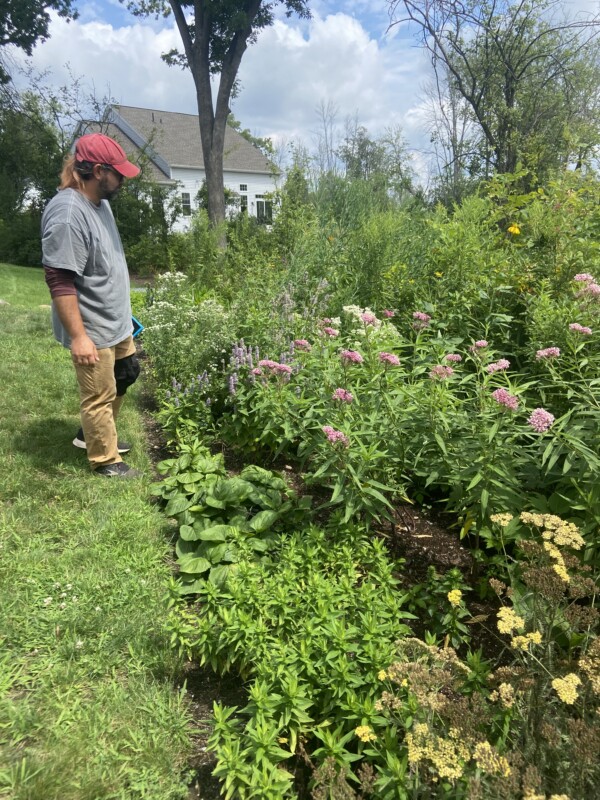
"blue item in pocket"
132,315,144,338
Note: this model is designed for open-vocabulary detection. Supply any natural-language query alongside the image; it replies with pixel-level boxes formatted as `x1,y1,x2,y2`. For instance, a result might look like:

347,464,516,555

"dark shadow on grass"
13,416,84,474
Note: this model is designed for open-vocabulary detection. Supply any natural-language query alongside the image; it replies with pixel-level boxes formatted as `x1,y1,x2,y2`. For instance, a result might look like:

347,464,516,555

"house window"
239,184,247,192
181,192,191,216
240,195,248,213
256,195,272,224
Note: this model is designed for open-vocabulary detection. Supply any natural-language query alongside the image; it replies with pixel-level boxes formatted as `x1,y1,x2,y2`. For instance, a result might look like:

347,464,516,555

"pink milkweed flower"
382,309,395,318
258,359,279,370
528,408,555,433
470,340,489,351
569,323,593,335
582,283,600,296
322,425,350,447
322,327,339,337
574,273,596,283
487,358,511,374
536,347,560,359
294,339,312,350
340,349,364,363
332,388,354,403
429,365,454,380
322,318,332,324
412,311,432,330
379,352,400,366
360,312,377,325
445,353,462,363
275,363,293,374
251,368,263,376
492,387,519,411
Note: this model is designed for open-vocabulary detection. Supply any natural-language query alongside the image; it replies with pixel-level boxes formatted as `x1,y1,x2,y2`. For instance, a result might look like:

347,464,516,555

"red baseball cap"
75,133,141,178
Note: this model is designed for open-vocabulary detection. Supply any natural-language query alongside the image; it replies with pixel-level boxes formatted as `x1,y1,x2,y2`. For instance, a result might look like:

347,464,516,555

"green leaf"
165,495,195,516
466,473,483,491
177,555,211,575
179,524,198,541
208,564,231,587
213,478,256,505
434,432,447,455
249,510,279,532
197,525,234,542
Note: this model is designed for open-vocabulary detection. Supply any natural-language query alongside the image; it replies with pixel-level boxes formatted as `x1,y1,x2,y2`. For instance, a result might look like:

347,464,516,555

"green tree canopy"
0,1,79,83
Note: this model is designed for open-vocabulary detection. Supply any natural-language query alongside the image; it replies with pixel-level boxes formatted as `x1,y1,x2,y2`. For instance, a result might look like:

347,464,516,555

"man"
42,132,142,478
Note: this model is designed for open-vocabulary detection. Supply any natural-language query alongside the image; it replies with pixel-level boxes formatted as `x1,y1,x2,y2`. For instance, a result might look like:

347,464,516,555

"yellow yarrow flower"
447,589,463,607
472,740,511,777
497,607,525,635
552,674,581,704
355,725,377,742
490,513,513,527
511,631,542,651
507,223,521,235
553,563,570,583
377,669,387,681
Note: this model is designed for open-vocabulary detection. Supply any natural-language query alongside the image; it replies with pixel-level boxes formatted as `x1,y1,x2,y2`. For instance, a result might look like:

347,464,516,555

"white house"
77,104,278,231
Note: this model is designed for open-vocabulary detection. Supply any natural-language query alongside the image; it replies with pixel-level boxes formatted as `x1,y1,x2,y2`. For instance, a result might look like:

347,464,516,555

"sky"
10,0,600,180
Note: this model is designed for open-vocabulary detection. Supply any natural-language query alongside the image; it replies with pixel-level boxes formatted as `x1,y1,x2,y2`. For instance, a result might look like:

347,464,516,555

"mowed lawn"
0,264,192,800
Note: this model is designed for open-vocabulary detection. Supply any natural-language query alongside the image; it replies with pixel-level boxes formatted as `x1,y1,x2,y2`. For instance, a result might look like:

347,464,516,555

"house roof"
104,104,275,181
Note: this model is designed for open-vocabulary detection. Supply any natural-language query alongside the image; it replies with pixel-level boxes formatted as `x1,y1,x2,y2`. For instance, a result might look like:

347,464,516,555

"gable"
108,105,275,176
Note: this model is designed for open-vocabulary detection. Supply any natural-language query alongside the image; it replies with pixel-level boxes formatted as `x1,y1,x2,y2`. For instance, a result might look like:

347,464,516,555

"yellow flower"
377,669,387,681
497,607,525,635
511,631,541,651
355,725,377,743
507,223,521,235
435,271,443,277
552,673,581,704
447,589,463,607
490,513,513,527
472,740,511,777
553,563,570,583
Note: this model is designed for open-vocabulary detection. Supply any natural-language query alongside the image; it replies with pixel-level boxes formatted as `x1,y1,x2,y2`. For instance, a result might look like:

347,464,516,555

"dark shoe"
73,428,132,455
94,461,142,479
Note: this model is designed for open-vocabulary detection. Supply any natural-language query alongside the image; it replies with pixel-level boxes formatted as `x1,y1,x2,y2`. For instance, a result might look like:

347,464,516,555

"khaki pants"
73,336,136,470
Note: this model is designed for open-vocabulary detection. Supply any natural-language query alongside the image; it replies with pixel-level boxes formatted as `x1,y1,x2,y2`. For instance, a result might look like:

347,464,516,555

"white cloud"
13,8,432,168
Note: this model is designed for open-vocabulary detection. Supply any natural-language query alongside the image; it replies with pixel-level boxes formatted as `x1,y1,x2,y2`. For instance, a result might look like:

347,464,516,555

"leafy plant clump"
152,440,311,593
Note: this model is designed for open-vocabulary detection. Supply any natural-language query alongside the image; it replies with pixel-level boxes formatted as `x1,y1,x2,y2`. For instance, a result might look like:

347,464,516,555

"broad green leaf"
179,524,198,541
249,510,279,532
197,525,234,542
165,494,195,516
208,564,231,587
204,495,226,510
213,478,256,505
176,472,204,484
177,555,211,575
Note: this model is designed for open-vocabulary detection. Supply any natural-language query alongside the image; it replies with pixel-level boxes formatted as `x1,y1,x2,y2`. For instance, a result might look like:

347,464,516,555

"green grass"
0,264,192,800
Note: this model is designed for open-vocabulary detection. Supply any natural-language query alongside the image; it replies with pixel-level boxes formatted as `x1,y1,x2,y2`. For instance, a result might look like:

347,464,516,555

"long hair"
60,154,92,191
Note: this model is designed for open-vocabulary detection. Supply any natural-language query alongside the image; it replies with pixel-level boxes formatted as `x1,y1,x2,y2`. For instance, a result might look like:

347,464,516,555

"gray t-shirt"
41,188,133,349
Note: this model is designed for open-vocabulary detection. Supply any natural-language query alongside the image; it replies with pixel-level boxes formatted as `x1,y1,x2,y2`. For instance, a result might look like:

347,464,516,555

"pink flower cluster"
487,358,510,374
445,353,462,363
322,425,350,447
412,311,431,330
569,323,592,335
574,273,596,283
470,340,488,351
382,309,395,318
360,312,377,325
340,349,364,363
528,408,555,433
429,365,454,380
322,327,339,337
332,388,354,403
258,359,292,375
492,388,519,411
536,347,560,359
294,339,312,350
379,352,400,366
576,280,600,297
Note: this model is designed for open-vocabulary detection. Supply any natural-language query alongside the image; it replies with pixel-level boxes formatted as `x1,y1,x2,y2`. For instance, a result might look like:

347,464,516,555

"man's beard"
99,175,121,201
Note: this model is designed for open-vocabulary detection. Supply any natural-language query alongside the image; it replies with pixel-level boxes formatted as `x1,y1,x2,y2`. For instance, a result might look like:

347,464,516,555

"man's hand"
71,333,99,365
